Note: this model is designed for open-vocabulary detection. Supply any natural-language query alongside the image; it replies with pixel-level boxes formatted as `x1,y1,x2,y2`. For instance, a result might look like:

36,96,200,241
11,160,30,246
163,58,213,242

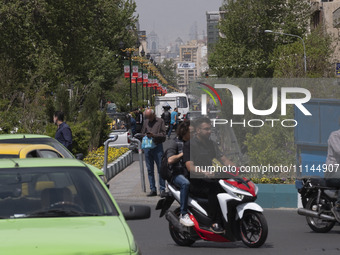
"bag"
141,136,156,149
160,148,173,181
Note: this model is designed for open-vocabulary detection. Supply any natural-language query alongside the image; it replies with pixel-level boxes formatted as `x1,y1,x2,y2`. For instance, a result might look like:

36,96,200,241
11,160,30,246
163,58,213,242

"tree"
0,0,137,149
209,0,310,78
270,27,334,78
158,59,179,90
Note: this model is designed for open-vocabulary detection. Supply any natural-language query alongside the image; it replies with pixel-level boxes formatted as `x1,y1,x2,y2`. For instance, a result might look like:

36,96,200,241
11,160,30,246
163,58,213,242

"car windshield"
0,138,74,159
0,166,118,219
107,113,130,131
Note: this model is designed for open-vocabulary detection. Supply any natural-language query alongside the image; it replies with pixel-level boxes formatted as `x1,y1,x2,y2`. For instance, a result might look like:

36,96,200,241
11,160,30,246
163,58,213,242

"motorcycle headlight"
236,194,244,200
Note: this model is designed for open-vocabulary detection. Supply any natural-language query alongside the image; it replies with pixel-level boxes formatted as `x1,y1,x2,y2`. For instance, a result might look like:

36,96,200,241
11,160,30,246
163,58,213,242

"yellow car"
0,144,63,159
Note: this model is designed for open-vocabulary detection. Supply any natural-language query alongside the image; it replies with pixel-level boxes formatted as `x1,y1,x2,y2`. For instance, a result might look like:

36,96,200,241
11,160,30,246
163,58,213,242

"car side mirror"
123,205,151,220
76,153,84,160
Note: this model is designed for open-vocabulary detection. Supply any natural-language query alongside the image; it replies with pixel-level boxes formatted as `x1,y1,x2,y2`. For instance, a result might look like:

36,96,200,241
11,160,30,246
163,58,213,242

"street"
109,136,340,255
119,203,340,255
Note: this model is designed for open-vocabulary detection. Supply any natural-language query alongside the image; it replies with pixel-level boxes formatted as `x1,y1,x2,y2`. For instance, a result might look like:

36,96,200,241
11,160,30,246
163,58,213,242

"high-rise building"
176,40,207,92
147,31,161,62
206,11,220,54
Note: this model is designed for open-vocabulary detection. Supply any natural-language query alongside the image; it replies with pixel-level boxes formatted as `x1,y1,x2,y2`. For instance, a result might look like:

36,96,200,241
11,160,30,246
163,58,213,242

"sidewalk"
108,159,162,205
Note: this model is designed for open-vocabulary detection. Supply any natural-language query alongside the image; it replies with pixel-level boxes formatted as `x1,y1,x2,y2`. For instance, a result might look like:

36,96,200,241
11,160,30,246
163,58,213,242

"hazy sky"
134,0,224,47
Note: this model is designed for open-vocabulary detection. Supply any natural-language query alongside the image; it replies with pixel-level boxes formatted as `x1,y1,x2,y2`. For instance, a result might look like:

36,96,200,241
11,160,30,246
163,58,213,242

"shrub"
84,146,129,169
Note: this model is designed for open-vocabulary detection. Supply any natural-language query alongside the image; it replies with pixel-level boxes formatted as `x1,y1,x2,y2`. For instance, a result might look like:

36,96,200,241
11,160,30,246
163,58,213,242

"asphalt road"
118,204,340,255
115,132,340,255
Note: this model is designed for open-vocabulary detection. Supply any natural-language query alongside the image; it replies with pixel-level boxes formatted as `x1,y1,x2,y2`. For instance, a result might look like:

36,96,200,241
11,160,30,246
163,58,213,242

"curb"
104,150,134,181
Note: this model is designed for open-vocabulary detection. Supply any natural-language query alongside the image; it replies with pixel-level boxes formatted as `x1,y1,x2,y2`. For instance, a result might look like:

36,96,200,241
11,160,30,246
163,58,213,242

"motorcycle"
156,177,268,248
297,177,340,233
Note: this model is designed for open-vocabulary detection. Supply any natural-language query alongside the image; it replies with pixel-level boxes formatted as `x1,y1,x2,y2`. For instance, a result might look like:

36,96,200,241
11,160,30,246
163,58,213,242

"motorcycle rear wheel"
169,208,196,246
240,211,268,248
306,195,335,233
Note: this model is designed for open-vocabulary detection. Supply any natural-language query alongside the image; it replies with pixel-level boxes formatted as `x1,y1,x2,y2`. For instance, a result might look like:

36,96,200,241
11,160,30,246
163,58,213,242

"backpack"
160,148,173,181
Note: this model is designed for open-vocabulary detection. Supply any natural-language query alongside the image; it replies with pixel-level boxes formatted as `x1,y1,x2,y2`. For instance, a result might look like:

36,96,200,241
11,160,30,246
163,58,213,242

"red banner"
124,60,130,78
132,61,138,78
137,69,142,83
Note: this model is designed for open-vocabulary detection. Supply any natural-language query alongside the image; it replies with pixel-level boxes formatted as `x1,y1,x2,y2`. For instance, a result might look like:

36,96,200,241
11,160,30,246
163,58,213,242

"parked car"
0,144,63,159
107,112,134,149
0,134,105,183
0,134,74,158
0,158,150,255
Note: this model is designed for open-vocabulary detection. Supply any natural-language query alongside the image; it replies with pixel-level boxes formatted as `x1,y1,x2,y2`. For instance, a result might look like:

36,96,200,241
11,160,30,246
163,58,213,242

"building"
206,11,221,54
147,31,161,62
310,0,340,74
176,40,207,92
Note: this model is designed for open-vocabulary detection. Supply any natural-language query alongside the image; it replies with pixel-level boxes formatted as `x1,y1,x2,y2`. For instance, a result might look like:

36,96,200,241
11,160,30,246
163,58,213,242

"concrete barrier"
256,184,298,208
104,150,133,181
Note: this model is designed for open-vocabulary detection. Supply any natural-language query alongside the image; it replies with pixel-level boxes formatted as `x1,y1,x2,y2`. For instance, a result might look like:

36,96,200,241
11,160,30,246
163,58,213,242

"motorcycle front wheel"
240,211,268,248
306,195,335,233
169,208,196,246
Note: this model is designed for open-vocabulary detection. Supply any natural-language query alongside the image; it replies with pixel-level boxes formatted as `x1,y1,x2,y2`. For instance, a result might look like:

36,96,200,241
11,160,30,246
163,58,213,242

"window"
177,97,188,108
0,167,118,218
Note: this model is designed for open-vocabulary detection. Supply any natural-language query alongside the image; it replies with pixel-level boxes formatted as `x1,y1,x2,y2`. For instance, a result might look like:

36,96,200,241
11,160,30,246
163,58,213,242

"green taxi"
0,134,106,182
0,158,149,255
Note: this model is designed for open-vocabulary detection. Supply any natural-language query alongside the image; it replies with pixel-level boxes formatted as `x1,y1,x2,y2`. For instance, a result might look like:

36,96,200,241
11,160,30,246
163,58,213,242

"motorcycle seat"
309,178,327,187
307,178,340,188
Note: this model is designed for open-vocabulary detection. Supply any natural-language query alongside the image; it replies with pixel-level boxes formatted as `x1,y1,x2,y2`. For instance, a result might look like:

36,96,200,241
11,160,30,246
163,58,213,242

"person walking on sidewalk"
53,111,72,151
142,109,167,197
168,108,178,139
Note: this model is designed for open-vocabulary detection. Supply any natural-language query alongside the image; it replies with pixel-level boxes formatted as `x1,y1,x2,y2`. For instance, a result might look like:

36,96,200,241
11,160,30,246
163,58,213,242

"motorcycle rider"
325,129,340,221
183,117,235,234
167,121,194,227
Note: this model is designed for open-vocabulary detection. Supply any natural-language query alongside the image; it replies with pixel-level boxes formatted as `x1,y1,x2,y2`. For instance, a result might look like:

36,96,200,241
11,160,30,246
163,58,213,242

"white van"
155,93,189,121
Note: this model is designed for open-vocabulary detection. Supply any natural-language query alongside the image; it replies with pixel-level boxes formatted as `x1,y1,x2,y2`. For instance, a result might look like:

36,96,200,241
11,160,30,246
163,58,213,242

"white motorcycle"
156,177,268,248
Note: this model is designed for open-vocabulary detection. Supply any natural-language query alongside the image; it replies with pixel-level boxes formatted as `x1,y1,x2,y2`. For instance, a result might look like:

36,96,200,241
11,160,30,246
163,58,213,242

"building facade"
176,40,207,92
310,0,340,74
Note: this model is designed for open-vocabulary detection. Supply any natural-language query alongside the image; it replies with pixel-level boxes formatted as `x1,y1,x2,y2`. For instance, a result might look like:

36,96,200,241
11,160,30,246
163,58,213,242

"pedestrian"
130,112,137,136
325,129,340,221
161,105,171,132
183,117,235,234
53,111,72,151
142,109,166,197
168,107,178,139
135,108,143,133
167,121,194,226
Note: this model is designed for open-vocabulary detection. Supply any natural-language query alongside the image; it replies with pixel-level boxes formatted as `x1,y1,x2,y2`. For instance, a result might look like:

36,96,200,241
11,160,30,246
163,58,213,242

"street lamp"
146,53,150,106
120,41,136,111
264,30,307,74
140,48,145,106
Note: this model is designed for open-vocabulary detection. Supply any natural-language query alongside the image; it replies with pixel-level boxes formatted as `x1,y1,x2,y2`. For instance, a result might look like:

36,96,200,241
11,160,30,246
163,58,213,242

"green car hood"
0,216,132,255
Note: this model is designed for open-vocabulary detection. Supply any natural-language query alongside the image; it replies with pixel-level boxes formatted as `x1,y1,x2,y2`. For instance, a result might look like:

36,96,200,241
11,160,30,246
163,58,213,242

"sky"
134,0,224,47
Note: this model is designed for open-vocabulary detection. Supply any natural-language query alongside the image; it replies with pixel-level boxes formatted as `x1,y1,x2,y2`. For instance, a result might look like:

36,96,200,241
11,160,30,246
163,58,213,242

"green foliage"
250,176,295,184
84,146,129,169
209,0,310,78
244,116,296,169
158,59,179,90
69,122,92,157
0,0,137,149
270,27,334,78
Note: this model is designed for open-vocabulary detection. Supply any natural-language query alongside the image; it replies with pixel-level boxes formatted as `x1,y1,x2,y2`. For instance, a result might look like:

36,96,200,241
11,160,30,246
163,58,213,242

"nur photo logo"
198,82,312,128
